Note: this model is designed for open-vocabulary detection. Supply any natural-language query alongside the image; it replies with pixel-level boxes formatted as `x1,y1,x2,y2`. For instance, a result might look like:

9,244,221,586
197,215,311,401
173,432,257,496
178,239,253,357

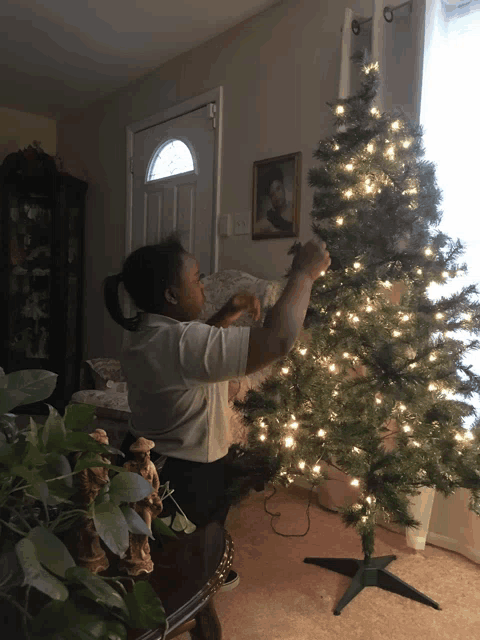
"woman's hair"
103,231,188,331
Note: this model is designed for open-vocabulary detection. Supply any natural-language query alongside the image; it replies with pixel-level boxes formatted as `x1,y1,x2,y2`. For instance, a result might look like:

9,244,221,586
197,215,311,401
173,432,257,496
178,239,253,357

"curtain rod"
351,1,413,35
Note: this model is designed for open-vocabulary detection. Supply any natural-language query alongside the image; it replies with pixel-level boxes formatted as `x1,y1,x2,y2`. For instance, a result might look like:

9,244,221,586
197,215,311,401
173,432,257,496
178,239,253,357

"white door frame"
125,85,224,274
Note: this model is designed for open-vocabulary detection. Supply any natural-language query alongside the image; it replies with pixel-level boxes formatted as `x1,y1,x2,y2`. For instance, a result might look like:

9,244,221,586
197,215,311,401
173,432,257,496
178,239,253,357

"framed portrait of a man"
252,152,301,240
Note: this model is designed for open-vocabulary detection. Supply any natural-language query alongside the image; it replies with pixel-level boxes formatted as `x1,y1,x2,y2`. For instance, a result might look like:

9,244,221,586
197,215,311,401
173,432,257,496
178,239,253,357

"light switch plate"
233,213,250,235
219,214,232,236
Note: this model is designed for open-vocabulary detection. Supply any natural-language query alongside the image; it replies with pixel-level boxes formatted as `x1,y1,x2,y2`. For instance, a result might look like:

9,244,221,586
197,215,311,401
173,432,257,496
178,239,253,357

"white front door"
125,102,217,321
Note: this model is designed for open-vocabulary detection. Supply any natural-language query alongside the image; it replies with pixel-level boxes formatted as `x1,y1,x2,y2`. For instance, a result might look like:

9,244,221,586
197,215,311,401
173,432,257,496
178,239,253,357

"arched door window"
146,139,195,182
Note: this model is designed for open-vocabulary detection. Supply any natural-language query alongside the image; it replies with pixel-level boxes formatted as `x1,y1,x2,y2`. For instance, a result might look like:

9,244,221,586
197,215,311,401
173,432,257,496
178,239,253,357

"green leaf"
27,525,76,578
92,502,130,558
73,452,126,475
10,464,49,503
123,580,166,630
0,546,25,590
104,620,127,640
63,403,97,432
25,417,39,448
0,369,58,414
151,517,178,540
29,598,111,639
42,404,67,450
108,469,156,505
15,537,69,601
42,452,74,488
119,504,154,539
65,566,129,617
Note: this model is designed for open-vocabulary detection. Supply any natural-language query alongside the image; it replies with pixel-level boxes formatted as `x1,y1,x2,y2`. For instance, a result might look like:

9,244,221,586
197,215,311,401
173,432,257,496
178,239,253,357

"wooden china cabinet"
0,144,87,415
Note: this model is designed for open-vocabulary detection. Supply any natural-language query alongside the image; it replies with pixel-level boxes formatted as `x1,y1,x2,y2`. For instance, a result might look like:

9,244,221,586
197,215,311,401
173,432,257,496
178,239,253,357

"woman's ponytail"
103,273,141,332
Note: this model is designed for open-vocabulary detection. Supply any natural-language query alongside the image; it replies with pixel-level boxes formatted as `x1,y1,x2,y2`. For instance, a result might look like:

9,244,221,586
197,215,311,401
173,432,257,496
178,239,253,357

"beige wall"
56,0,422,362
0,106,56,164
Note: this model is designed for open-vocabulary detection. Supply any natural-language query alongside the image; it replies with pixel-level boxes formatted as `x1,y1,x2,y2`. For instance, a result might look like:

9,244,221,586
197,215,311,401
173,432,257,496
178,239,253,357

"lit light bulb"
290,422,299,430
409,363,418,369
401,314,410,322
352,316,360,323
337,217,344,226
351,479,360,487
371,107,380,117
282,367,290,374
353,447,361,454
425,248,433,256
299,461,306,470
375,397,382,405
435,313,444,320
336,311,342,316
367,143,374,153
366,305,373,312
318,429,326,437
391,120,401,130
299,348,307,355
336,105,345,115
417,268,423,275
383,280,392,289
354,262,361,269
464,431,474,441
442,271,448,278
403,424,411,433
362,516,368,523
399,404,406,412
285,436,295,448
313,465,321,474
429,383,437,391
386,146,395,159
429,354,437,361
463,313,472,321
345,190,354,199
259,434,266,441
333,144,340,151
329,364,337,372
402,139,412,148
346,163,354,171
393,330,401,337
412,441,421,447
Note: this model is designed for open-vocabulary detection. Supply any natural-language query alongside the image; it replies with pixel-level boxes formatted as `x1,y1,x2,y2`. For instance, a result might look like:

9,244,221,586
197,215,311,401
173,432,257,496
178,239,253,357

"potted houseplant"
0,368,178,640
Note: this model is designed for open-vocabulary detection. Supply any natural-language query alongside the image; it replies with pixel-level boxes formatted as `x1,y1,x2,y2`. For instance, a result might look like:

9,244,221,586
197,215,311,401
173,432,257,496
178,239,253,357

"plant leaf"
25,416,39,448
15,537,69,601
63,403,97,432
29,598,111,639
119,504,154,539
27,525,76,578
42,404,67,450
92,502,130,558
123,580,166,630
65,566,129,617
41,452,74,488
108,469,156,505
152,517,178,540
73,452,126,475
0,369,58,414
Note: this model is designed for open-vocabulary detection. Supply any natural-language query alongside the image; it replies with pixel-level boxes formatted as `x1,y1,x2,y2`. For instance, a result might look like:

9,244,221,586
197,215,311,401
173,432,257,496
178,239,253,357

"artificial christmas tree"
231,50,480,614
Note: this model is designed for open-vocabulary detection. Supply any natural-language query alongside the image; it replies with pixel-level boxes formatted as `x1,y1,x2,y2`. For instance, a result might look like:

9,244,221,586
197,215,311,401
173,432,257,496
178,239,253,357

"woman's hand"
226,291,261,325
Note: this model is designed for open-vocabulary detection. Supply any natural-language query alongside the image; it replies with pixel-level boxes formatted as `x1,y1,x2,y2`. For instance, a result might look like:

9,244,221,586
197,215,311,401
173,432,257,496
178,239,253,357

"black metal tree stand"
304,529,441,615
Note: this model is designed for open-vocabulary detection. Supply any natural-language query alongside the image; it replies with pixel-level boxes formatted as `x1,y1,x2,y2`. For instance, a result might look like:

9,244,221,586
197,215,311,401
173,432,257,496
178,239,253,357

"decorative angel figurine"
118,437,163,576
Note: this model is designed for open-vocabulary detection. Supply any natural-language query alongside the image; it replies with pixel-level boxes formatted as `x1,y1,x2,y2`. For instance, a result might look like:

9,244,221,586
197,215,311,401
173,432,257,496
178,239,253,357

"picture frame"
252,152,301,240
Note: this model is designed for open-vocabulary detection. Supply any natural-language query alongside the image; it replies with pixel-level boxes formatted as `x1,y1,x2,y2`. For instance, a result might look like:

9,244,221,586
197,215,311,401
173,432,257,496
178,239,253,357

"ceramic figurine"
71,428,111,574
118,437,163,576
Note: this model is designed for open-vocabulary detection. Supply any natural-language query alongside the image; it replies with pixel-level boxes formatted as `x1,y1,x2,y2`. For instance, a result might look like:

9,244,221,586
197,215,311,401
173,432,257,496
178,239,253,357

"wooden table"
100,521,234,640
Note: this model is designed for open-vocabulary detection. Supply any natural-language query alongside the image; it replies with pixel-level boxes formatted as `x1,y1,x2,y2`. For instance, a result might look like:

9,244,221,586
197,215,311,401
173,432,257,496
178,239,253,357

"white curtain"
318,1,480,563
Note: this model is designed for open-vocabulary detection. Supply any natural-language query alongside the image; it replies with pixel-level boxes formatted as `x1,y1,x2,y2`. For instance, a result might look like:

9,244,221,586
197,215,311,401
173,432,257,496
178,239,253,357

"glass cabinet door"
8,193,53,361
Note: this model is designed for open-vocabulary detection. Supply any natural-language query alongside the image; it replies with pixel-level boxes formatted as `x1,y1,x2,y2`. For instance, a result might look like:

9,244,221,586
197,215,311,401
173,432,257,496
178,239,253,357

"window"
146,139,195,182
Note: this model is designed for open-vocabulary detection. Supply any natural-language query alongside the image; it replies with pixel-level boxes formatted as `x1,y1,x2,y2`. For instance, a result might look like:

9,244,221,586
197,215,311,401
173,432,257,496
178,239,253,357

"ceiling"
1,0,280,121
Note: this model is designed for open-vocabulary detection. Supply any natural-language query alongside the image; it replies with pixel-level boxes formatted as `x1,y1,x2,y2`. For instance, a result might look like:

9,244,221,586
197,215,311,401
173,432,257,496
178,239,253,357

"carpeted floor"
176,483,480,640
